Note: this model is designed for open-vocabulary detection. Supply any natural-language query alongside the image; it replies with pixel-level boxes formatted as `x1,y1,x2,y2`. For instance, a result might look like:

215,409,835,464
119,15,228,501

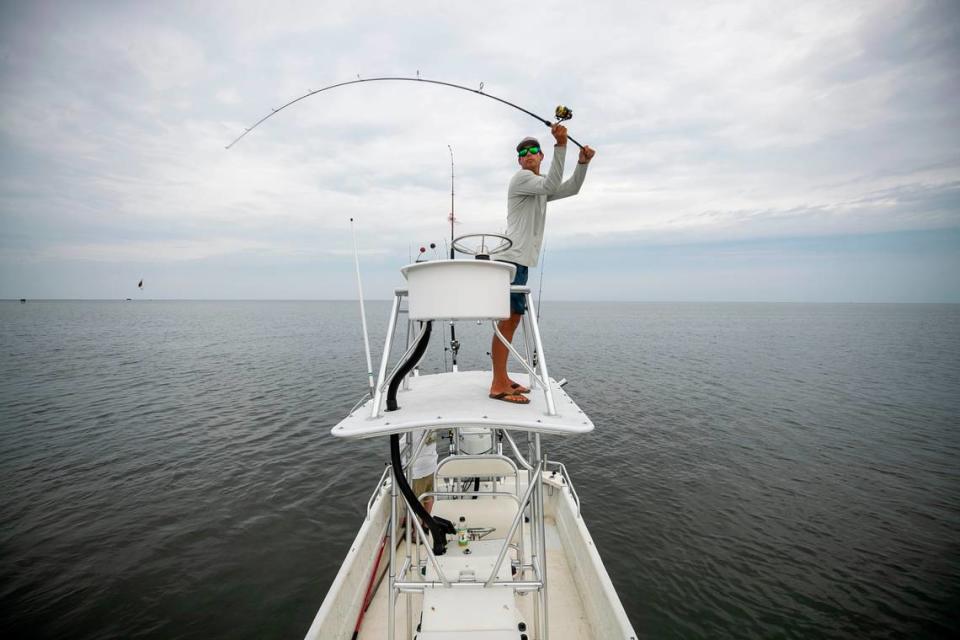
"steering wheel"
452,233,513,258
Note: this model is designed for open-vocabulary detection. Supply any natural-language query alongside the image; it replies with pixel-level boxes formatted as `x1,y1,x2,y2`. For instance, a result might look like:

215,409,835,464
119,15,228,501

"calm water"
1,301,958,639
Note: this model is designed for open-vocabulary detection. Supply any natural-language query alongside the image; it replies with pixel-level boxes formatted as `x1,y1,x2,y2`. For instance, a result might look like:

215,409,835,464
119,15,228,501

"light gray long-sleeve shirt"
496,144,588,267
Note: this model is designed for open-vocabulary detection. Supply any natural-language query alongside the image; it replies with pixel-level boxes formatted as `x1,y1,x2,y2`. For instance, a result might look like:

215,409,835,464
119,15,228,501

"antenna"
447,145,460,371
350,218,375,394
448,145,456,259
537,239,547,320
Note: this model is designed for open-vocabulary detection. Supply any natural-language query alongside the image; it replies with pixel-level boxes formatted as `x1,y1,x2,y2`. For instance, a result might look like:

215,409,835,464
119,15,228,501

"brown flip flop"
511,383,531,394
489,392,530,405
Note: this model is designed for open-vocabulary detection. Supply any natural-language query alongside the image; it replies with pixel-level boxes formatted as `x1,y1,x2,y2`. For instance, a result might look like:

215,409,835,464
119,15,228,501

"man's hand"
578,145,596,164
551,123,568,146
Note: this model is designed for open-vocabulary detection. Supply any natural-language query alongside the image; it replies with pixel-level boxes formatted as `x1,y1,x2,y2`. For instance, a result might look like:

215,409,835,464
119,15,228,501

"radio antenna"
448,145,456,258
447,145,460,371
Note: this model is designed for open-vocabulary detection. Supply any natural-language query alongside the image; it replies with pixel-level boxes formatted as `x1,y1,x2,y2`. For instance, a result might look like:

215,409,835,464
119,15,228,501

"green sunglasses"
518,145,541,157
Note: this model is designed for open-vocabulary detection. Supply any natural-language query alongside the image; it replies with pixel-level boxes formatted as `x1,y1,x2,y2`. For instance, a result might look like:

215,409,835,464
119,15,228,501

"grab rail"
366,465,391,519
546,460,581,518
349,392,371,415
501,429,534,472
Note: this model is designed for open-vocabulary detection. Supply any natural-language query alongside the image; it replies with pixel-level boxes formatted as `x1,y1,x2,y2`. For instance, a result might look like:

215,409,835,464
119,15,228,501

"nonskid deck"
358,516,593,640
307,467,637,639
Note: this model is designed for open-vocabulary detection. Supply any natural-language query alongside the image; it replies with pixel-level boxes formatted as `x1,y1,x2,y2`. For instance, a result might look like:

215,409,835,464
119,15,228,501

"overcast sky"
1,0,958,301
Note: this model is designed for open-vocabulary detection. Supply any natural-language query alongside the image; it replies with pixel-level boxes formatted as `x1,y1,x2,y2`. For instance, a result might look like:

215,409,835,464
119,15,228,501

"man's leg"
490,312,522,396
413,475,435,514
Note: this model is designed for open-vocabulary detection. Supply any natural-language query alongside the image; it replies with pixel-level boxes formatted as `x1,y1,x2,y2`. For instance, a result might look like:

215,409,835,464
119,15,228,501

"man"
400,428,438,512
489,123,595,403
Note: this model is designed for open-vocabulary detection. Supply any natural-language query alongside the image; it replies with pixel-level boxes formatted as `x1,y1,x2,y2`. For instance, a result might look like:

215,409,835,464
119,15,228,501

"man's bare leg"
491,312,524,396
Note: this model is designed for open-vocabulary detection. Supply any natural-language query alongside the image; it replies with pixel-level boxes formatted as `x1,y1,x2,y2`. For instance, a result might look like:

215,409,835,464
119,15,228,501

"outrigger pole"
350,218,375,394
225,75,583,150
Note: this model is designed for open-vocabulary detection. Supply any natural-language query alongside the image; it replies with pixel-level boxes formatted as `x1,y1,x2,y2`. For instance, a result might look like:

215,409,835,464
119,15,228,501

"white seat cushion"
432,498,521,543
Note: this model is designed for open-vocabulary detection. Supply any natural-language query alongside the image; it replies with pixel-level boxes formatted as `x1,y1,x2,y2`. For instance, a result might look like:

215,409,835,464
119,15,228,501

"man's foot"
488,391,530,405
510,382,531,394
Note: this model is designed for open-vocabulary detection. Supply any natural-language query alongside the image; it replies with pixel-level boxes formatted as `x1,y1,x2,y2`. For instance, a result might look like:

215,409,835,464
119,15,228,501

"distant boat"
20,298,26,304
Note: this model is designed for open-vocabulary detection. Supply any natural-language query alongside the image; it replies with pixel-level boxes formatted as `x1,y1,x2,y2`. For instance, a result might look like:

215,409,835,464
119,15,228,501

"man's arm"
547,162,587,201
547,145,595,201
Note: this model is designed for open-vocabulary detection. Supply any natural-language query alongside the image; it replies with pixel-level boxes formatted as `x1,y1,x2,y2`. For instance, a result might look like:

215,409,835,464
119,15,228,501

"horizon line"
4,298,960,305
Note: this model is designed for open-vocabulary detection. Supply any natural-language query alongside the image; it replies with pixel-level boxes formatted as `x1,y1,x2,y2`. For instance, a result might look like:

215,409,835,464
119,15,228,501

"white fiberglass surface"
318,474,636,639
356,516,595,640
331,371,594,439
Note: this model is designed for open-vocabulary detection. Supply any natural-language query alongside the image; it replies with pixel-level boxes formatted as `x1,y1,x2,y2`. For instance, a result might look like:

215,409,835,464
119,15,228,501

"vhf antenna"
447,145,460,371
449,144,456,258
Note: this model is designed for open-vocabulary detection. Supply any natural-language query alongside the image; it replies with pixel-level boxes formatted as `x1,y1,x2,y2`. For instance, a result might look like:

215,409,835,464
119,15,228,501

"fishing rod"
225,75,584,149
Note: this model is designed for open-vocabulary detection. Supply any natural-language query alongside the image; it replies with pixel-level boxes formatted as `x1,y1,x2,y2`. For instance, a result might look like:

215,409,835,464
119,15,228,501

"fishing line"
225,75,584,149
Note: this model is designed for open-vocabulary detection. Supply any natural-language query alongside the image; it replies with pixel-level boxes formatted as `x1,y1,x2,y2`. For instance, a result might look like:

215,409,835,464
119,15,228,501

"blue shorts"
507,262,529,315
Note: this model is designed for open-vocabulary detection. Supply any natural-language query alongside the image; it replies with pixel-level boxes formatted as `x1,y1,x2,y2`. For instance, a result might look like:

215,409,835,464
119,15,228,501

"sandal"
510,383,531,394
488,392,530,405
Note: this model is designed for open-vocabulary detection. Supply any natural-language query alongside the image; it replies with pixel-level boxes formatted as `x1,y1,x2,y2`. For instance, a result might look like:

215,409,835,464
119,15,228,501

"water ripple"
1,301,958,639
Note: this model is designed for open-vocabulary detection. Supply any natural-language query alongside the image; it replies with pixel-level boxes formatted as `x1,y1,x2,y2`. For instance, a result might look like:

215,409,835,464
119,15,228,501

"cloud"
215,88,241,105
0,0,958,299
34,237,274,263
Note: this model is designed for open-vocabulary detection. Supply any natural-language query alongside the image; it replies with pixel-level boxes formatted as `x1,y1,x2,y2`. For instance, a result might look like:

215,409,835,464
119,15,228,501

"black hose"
383,321,455,555
390,435,454,556
386,321,432,412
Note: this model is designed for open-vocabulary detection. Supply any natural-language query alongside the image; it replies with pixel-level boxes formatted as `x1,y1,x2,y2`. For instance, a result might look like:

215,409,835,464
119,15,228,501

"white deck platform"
331,371,595,439
356,516,596,640
305,472,638,640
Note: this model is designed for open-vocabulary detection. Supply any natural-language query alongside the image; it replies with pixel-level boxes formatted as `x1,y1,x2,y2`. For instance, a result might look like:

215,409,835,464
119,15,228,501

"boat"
306,237,637,639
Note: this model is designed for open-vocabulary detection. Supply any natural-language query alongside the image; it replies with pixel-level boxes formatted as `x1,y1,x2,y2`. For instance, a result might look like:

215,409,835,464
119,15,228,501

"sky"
0,0,958,302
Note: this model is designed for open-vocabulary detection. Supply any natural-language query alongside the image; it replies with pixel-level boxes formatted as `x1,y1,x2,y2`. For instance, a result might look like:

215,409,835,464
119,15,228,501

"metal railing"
546,460,581,517
501,429,534,472
366,466,391,519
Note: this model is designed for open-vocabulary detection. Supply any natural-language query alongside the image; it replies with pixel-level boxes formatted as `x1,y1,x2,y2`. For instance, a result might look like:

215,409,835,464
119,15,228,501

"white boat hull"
305,470,637,639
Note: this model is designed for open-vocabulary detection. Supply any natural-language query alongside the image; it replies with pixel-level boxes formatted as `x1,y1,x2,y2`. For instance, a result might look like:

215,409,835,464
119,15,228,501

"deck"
332,371,595,439
357,516,594,639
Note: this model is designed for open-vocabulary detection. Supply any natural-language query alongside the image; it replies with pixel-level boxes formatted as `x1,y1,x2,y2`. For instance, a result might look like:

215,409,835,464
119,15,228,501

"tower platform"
331,371,594,439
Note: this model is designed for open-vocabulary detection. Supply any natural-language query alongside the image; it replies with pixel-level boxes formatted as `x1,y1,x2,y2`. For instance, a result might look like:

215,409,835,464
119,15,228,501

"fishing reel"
555,105,573,122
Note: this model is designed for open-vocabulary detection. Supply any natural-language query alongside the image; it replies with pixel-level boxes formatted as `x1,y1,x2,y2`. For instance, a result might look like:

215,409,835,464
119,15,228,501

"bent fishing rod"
225,75,584,149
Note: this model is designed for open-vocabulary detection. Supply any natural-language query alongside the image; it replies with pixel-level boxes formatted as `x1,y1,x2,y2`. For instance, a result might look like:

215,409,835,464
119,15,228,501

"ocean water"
1,300,958,639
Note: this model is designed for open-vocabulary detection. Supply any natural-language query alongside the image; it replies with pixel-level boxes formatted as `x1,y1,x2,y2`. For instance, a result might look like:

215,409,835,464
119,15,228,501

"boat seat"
416,586,524,639
430,496,521,543
436,454,518,480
